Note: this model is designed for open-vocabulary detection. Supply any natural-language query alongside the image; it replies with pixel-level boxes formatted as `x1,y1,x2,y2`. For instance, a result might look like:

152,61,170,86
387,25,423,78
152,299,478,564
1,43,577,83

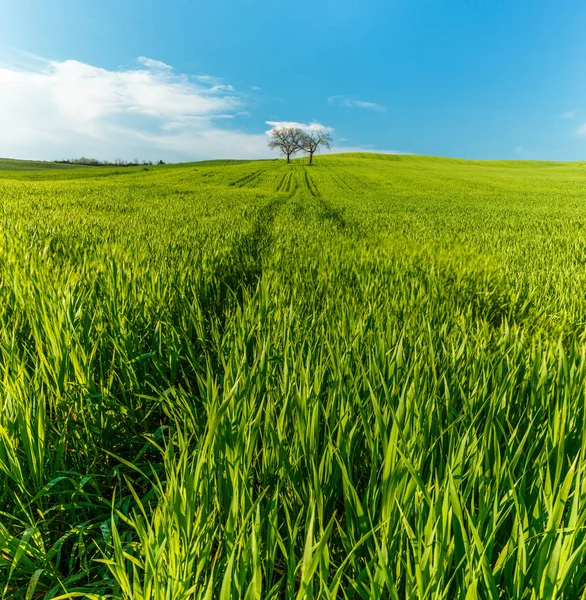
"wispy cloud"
194,75,221,83
0,54,270,161
575,123,586,137
328,95,385,112
559,109,578,120
137,56,172,71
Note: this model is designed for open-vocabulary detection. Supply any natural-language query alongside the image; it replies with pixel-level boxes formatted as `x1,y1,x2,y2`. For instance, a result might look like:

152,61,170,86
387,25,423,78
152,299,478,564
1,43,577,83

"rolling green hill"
0,156,270,174
2,153,586,597
0,157,94,171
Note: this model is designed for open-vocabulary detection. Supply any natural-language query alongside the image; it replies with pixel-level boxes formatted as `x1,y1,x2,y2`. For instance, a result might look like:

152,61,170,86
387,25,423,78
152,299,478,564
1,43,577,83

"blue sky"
1,0,586,161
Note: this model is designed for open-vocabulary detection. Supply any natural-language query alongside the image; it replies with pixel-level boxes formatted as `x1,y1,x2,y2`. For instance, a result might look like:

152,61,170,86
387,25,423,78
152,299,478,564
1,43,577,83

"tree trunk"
286,152,290,164
308,151,314,165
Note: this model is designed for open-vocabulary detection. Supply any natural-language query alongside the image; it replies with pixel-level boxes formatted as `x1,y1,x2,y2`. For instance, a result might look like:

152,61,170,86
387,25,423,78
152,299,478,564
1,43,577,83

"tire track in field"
202,195,285,343
228,169,264,188
276,171,293,193
331,174,354,192
210,166,353,325
301,168,348,231
303,170,320,198
248,196,285,259
226,196,285,292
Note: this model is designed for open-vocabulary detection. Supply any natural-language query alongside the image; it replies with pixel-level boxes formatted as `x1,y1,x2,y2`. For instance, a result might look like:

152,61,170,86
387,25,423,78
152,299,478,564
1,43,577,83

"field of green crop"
2,153,586,598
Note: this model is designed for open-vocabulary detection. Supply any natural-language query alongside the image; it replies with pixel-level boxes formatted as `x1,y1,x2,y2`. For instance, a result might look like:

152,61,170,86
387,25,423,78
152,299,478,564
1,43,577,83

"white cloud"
264,122,405,156
266,120,334,134
209,84,235,93
0,55,270,161
559,109,578,120
575,124,586,137
195,75,220,83
137,56,172,71
328,95,385,112
0,54,401,162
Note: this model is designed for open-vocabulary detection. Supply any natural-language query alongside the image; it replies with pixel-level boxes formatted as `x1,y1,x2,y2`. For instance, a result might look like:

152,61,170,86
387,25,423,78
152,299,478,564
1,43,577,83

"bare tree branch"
267,127,304,163
297,130,333,165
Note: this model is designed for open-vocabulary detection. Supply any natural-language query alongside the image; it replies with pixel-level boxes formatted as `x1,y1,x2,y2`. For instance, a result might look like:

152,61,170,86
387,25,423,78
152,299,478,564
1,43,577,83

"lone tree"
268,127,304,163
298,129,333,165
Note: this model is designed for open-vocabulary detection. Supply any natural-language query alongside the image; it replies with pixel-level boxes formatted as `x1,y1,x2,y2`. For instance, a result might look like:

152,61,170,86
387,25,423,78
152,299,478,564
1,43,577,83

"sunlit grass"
1,154,586,597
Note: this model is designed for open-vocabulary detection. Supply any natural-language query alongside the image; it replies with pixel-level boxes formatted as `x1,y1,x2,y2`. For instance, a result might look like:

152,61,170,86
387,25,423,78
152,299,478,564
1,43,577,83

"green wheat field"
2,153,586,598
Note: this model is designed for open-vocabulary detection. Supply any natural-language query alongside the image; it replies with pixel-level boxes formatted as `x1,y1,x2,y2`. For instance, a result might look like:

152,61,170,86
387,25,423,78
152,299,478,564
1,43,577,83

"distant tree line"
54,157,167,167
268,127,333,164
